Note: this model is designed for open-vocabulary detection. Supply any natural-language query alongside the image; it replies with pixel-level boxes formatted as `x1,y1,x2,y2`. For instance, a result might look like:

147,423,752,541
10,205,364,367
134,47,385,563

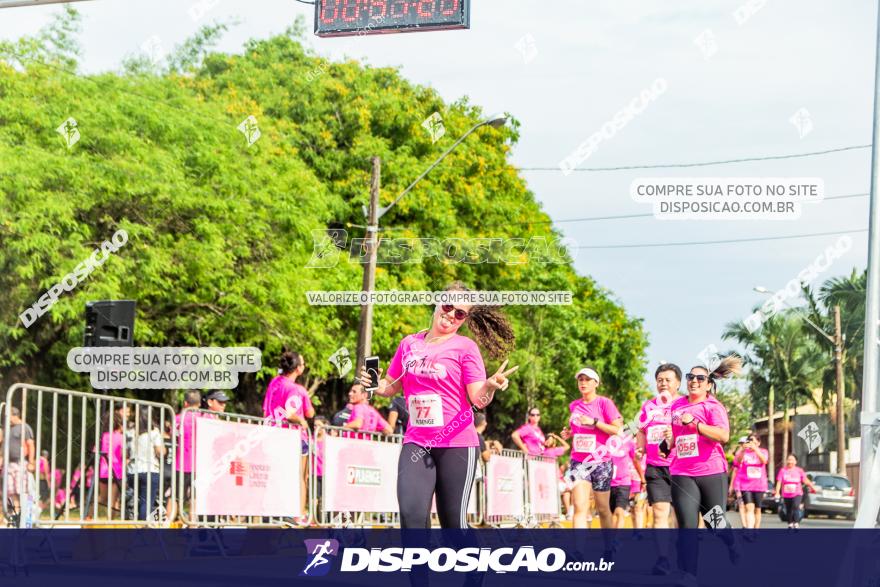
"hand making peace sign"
485,359,519,391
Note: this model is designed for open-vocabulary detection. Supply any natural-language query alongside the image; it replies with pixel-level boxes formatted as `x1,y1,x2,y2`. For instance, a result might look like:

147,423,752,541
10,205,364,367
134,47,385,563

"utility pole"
834,305,847,475
355,157,380,371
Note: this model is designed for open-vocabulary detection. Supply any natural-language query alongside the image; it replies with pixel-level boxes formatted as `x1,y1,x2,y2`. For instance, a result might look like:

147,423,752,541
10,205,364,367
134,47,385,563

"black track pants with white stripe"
397,443,477,529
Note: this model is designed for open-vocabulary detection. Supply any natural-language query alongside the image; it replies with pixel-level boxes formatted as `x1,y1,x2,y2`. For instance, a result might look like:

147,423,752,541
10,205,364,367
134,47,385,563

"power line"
575,228,868,250
519,144,871,173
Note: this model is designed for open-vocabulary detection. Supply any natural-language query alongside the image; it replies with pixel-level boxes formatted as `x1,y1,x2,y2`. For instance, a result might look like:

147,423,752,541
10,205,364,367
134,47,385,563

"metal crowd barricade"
524,453,562,527
2,383,176,527
313,425,403,528
484,448,527,528
176,407,312,528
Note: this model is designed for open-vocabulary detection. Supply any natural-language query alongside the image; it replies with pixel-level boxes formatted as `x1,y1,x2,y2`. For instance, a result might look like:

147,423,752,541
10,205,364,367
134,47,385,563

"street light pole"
354,114,510,371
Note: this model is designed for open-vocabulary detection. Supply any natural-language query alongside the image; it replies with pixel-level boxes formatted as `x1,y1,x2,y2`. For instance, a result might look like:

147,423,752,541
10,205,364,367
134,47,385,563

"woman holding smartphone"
361,282,518,529
732,433,769,530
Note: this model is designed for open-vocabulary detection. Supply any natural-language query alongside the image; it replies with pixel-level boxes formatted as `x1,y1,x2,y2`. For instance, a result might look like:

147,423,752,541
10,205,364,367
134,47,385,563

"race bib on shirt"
746,466,762,479
573,434,596,453
408,394,443,427
647,426,666,445
675,434,698,458
783,483,798,494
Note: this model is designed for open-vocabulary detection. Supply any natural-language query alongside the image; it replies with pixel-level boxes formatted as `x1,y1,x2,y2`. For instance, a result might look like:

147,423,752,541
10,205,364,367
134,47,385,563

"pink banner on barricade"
527,459,559,515
193,418,301,517
485,455,524,518
323,435,401,513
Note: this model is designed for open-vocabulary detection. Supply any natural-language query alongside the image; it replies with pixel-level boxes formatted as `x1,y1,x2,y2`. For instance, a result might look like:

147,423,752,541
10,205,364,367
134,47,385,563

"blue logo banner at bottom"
1,529,878,587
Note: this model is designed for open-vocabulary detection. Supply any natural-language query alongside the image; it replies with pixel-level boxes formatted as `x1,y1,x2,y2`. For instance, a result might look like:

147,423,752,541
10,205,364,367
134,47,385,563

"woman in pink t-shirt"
363,282,518,529
731,434,768,529
663,356,741,579
608,436,644,528
774,454,816,528
261,351,315,521
511,408,548,455
559,367,624,529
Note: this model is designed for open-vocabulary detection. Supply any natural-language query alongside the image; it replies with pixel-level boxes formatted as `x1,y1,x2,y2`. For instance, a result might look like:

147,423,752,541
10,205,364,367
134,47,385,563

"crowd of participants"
0,281,820,555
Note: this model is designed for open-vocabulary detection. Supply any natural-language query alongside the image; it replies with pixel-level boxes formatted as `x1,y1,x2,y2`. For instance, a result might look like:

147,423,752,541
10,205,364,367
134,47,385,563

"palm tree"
723,310,825,470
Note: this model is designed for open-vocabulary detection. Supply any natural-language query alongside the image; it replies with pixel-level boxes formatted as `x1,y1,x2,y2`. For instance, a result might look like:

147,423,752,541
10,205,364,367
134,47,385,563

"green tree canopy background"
0,10,648,441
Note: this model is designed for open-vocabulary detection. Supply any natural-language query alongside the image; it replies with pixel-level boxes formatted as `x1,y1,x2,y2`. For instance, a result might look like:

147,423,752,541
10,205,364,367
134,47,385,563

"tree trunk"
782,394,790,462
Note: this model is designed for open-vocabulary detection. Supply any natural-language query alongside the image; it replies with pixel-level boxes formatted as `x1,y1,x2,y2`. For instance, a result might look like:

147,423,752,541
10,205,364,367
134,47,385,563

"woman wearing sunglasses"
361,282,518,529
512,408,548,456
664,356,741,580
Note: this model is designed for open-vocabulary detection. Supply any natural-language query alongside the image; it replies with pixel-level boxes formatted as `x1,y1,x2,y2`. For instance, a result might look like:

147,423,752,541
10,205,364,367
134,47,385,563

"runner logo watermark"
515,33,538,64
790,108,813,139
140,35,165,65
702,505,728,529
328,346,353,378
56,117,80,149
301,539,340,577
697,344,722,372
238,115,261,146
189,0,220,22
797,421,822,453
694,29,718,60
422,112,446,143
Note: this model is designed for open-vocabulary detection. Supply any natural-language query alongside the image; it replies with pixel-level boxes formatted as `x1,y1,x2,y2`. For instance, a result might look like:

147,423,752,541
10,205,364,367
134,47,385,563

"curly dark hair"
445,281,515,359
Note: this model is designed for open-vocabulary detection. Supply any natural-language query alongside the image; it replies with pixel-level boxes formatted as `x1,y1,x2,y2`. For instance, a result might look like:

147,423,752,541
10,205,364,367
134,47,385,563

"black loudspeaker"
83,300,136,347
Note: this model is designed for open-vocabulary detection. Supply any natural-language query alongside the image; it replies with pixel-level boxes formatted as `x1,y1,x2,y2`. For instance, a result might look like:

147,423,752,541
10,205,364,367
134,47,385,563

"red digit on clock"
416,0,433,17
390,0,408,18
438,0,458,16
320,0,340,23
341,0,361,22
369,0,387,18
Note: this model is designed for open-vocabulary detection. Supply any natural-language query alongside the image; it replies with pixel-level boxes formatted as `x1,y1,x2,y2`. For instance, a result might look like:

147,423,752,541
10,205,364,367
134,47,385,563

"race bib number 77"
408,394,442,427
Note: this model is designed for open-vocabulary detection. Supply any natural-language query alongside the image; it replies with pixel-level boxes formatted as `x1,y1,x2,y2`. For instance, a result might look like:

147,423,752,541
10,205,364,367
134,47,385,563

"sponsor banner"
527,459,559,515
323,435,401,512
485,455,524,518
193,418,300,516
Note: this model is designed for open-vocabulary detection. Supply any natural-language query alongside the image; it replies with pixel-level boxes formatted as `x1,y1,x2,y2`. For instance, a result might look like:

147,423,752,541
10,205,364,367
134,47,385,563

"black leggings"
784,496,803,524
671,473,735,575
397,444,478,529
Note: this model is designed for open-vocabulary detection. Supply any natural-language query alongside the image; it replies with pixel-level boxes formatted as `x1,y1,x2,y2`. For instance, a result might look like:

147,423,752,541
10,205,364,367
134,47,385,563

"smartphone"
364,356,380,393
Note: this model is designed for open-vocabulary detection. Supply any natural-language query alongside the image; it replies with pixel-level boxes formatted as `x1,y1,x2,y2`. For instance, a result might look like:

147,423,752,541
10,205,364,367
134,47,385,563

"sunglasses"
685,374,709,382
441,304,469,321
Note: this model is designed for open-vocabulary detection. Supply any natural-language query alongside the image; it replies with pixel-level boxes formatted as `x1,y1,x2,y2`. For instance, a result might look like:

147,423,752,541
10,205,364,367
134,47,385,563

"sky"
1,0,875,387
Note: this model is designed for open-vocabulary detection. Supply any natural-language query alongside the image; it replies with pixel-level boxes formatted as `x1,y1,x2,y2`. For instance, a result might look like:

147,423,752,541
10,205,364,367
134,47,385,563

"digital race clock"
314,0,470,37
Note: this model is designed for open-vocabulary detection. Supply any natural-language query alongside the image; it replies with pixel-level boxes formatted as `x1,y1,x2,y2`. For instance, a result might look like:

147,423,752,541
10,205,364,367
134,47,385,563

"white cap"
575,368,601,383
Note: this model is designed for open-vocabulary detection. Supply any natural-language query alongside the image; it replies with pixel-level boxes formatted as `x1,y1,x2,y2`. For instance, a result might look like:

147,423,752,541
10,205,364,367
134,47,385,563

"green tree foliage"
0,11,648,440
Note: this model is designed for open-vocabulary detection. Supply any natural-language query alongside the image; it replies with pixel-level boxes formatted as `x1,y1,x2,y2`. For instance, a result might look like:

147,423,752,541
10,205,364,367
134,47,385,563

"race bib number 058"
675,434,698,458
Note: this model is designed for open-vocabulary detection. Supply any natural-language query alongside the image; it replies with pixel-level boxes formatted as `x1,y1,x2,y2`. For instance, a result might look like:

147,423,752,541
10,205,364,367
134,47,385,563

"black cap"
205,390,230,402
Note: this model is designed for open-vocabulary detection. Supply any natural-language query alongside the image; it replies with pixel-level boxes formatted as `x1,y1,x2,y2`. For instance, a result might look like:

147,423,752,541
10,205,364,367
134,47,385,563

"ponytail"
445,281,515,359
694,354,742,392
